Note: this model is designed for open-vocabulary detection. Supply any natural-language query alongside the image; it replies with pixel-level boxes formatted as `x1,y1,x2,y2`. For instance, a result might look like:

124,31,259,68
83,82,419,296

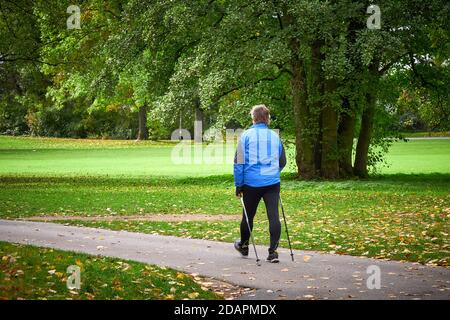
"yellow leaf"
188,292,199,299
176,272,185,280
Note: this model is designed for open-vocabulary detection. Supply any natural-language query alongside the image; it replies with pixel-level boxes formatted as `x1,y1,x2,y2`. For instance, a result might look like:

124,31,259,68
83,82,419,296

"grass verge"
0,241,221,300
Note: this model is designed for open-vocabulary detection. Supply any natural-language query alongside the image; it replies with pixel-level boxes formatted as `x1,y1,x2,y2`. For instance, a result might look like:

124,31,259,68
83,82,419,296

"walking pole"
279,195,295,262
240,196,261,266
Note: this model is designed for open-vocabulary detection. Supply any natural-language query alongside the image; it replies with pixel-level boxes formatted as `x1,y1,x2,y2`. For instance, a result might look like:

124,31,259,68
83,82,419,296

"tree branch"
408,52,437,90
0,56,60,66
214,69,290,102
378,52,408,75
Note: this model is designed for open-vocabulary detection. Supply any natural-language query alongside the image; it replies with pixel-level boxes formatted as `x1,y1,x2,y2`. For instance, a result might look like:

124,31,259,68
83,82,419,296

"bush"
0,96,29,135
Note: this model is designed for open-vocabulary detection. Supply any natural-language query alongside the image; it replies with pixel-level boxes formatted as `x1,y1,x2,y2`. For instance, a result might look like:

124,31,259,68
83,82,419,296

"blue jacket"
234,123,286,187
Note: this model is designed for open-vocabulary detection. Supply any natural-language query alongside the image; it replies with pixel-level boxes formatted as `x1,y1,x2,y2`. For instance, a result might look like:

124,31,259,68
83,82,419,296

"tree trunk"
311,40,326,177
314,117,322,173
194,101,203,143
137,105,148,140
338,97,355,177
354,63,379,177
354,94,375,177
320,79,339,179
290,40,315,179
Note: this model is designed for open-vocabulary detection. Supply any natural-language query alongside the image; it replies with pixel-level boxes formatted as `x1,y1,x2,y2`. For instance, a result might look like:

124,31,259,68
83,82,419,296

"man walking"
234,104,286,263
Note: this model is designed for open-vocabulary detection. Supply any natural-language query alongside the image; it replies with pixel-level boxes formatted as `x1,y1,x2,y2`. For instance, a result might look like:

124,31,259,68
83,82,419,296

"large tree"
164,0,448,178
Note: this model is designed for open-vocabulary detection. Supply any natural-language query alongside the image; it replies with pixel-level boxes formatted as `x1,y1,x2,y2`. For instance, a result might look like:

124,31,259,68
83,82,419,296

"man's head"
250,104,270,125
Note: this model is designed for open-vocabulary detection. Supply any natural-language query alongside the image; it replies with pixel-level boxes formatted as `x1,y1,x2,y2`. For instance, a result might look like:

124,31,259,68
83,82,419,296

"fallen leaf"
176,273,185,280
188,292,199,299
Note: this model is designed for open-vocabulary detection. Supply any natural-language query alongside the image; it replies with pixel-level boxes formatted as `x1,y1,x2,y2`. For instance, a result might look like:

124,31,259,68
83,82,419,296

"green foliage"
0,96,29,135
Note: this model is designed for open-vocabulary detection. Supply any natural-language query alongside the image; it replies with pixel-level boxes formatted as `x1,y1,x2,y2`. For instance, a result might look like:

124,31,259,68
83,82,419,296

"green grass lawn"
0,136,449,267
0,136,237,177
0,241,220,300
0,136,449,176
380,139,450,174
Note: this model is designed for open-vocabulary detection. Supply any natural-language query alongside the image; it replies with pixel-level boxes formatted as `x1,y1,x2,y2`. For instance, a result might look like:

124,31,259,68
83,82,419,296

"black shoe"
266,251,279,263
234,240,249,256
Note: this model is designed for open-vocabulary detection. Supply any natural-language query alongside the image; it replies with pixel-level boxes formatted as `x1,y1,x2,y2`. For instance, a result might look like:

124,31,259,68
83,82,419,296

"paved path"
0,220,449,300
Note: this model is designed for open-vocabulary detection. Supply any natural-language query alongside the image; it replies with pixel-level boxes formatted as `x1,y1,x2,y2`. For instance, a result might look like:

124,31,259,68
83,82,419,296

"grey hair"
250,104,270,124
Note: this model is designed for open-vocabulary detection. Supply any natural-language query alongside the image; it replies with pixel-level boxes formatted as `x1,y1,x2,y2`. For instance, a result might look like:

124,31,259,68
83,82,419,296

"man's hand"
235,186,243,198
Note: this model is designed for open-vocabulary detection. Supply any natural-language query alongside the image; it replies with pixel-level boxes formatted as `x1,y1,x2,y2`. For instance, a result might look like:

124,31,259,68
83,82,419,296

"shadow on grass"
0,173,234,187
286,172,450,183
282,172,450,191
0,172,449,191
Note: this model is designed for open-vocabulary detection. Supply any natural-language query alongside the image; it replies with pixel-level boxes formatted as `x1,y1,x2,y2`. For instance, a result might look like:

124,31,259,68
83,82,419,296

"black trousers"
240,183,281,253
